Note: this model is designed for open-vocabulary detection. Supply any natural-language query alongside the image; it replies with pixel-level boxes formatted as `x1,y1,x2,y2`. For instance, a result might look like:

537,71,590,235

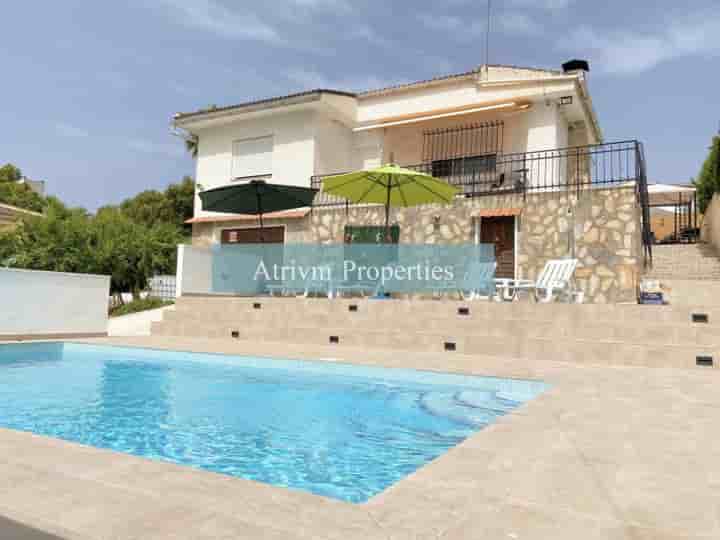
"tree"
118,189,174,228
3,206,96,273
0,169,188,300
0,182,46,212
0,163,22,183
165,176,195,228
184,135,198,159
0,162,46,212
694,136,720,213
100,176,195,231
0,204,184,302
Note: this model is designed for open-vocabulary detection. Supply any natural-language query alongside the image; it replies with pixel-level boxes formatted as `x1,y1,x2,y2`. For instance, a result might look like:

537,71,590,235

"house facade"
174,62,651,303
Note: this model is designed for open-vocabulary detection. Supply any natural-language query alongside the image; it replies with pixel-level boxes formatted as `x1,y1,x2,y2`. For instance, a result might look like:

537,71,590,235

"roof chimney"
562,59,590,73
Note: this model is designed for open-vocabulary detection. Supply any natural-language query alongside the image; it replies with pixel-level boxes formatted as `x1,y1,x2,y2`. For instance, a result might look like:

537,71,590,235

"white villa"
173,60,651,303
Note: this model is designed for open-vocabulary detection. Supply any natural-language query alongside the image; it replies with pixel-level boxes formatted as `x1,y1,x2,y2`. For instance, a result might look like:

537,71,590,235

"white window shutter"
232,136,273,178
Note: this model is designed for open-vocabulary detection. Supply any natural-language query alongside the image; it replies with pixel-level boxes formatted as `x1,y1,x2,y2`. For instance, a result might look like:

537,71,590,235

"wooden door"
480,217,515,278
221,226,284,244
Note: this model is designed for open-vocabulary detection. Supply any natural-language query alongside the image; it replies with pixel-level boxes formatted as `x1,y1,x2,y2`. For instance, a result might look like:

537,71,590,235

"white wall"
356,77,578,124
176,245,212,295
0,268,110,337
314,115,354,175
381,108,529,166
194,110,317,217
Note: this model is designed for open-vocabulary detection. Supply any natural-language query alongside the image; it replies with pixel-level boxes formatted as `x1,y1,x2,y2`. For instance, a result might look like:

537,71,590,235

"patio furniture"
335,281,377,298
303,274,337,298
266,283,286,296
496,259,579,303
266,281,310,297
457,261,497,301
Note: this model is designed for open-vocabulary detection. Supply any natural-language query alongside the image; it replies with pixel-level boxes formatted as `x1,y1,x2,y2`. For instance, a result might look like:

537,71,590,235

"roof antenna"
484,0,492,67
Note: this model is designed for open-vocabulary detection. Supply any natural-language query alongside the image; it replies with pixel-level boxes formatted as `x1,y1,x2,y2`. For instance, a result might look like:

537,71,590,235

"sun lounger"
497,258,578,303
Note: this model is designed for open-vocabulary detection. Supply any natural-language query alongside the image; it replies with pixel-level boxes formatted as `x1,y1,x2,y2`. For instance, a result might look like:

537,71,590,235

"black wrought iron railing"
634,142,652,266
311,140,652,266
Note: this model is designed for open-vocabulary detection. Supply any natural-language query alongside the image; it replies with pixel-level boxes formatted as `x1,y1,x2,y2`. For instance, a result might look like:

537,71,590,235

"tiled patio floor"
0,336,718,539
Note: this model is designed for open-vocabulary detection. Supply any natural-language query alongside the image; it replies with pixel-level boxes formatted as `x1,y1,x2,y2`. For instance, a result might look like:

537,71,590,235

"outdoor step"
150,322,719,370
168,300,720,331
160,307,720,338
152,311,720,348
647,244,720,280
171,296,720,326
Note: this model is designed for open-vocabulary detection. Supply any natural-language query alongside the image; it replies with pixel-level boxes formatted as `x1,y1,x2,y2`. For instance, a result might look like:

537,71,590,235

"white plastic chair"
511,259,578,303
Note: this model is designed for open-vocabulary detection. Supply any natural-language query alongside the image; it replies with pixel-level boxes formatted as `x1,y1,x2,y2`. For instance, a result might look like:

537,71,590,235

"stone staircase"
646,243,720,280
151,296,720,370
643,243,720,307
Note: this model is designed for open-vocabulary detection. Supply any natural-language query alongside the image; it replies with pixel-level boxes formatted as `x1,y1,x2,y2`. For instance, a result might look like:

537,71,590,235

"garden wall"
0,268,110,339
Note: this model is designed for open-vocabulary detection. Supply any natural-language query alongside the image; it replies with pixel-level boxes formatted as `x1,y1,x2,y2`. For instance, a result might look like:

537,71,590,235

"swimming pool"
0,342,547,502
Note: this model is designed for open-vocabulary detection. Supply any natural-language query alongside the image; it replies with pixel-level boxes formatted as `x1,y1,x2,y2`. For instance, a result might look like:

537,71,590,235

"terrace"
312,136,653,265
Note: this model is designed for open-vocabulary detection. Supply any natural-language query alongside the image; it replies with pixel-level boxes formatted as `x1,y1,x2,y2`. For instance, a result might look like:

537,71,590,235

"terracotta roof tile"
472,207,523,218
185,209,309,224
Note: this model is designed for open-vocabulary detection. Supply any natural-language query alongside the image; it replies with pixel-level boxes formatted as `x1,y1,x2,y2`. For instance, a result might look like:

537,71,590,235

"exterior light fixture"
433,215,441,232
559,96,573,106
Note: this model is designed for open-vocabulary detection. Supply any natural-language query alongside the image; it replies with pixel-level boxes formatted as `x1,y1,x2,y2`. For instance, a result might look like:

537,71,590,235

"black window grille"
422,121,503,162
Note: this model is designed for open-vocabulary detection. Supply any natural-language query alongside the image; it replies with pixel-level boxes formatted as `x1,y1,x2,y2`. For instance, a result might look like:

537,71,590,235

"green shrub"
109,297,174,317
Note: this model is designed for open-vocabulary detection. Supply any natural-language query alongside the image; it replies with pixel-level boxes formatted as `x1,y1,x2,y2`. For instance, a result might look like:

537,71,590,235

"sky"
1,0,719,211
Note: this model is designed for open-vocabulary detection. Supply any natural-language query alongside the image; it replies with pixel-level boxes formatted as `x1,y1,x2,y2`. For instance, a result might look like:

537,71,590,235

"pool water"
0,343,547,502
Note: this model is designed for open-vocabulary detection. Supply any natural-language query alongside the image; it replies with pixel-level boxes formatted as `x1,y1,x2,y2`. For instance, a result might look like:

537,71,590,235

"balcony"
310,140,652,262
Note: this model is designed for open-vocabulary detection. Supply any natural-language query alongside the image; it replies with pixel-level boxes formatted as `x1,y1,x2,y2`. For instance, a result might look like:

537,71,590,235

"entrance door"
221,226,284,244
480,217,515,278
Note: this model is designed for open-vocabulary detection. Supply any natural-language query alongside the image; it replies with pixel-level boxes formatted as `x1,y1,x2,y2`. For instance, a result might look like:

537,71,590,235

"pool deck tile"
0,335,718,539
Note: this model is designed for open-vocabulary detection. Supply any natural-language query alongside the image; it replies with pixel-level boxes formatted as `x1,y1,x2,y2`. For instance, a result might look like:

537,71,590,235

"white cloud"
445,0,573,9
506,0,573,8
288,0,350,10
565,13,720,75
127,139,184,158
56,123,89,138
416,14,484,37
157,0,282,43
285,68,406,93
417,12,539,38
499,13,542,35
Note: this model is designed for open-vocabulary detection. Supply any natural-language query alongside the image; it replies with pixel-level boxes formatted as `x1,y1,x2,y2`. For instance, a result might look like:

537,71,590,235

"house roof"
357,64,565,98
173,64,569,123
174,89,356,122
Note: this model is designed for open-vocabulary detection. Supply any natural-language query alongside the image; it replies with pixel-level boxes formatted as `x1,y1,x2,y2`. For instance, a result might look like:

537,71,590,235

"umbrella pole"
384,179,391,243
255,184,265,243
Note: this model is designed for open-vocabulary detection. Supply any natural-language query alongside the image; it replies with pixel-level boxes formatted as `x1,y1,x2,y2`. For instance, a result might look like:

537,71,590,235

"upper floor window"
232,135,273,180
422,121,503,163
431,154,497,179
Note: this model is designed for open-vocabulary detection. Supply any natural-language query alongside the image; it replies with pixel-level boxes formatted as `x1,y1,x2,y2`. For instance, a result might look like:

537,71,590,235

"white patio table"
493,278,534,302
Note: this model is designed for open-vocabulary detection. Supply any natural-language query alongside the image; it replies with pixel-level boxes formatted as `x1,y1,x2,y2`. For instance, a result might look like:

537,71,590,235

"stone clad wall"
192,186,643,303
520,187,642,303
